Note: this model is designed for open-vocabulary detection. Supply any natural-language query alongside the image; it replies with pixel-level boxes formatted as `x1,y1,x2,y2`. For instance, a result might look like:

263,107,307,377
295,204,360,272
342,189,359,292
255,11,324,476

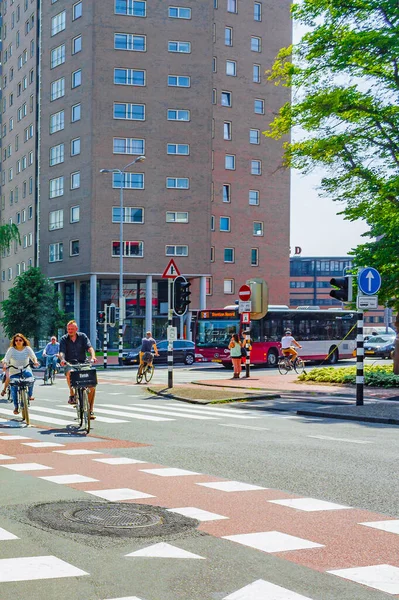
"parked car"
122,340,195,366
364,334,396,359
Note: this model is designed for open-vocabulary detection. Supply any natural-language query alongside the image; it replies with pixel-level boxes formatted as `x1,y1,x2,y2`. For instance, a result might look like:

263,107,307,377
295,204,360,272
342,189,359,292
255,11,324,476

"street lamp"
100,155,146,365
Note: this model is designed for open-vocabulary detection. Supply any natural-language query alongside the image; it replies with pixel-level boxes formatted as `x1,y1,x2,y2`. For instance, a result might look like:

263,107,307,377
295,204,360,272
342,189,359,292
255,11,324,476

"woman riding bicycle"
280,329,302,364
2,333,39,415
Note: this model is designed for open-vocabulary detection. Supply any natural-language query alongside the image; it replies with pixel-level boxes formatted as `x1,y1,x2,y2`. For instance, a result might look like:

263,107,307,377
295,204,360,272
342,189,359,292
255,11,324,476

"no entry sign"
238,284,251,301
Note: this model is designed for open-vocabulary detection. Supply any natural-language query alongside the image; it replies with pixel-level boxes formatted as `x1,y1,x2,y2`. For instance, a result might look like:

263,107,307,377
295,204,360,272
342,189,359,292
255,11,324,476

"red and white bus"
194,306,357,367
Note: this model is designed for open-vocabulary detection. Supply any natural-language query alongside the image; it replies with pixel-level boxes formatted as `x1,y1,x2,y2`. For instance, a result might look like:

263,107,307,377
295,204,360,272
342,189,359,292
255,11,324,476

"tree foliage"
0,224,20,251
0,267,66,347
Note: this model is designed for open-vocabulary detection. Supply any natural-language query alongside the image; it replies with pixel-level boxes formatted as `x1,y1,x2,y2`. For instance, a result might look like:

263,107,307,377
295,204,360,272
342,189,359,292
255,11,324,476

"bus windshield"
196,319,240,348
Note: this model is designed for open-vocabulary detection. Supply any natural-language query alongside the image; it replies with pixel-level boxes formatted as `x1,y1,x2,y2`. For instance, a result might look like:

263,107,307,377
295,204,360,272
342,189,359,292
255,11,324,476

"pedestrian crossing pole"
356,311,364,406
168,278,173,388
103,304,108,370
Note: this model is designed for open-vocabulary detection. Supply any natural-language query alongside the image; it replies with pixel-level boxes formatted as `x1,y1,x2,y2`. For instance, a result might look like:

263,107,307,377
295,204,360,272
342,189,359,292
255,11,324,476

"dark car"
122,340,195,366
32,349,45,368
364,335,395,359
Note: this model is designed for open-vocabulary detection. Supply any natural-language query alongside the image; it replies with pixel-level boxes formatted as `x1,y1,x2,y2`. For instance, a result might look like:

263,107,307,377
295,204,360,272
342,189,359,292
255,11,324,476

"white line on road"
85,406,173,422
97,403,217,420
308,435,373,445
0,407,72,426
29,405,128,424
155,403,261,419
219,424,270,431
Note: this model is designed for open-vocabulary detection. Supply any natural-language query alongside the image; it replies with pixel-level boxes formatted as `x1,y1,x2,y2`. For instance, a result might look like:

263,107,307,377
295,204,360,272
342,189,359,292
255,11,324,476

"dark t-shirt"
60,332,92,363
141,337,156,352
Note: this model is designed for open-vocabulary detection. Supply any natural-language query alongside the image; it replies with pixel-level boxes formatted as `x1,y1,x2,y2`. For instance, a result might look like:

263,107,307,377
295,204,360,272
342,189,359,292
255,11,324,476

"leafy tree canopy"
0,224,20,251
0,267,66,347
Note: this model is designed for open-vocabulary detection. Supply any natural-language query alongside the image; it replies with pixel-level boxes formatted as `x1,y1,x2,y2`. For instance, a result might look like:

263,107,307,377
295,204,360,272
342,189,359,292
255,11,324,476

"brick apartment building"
0,0,291,349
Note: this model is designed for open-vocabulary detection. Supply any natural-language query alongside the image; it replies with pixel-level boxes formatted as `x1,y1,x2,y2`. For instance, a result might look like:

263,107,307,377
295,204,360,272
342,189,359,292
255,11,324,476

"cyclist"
281,329,302,365
59,320,97,419
2,333,39,415
138,331,159,377
43,336,60,378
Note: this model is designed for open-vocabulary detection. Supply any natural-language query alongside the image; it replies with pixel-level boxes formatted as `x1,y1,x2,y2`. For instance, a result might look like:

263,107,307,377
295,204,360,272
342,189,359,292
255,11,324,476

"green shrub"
298,364,399,387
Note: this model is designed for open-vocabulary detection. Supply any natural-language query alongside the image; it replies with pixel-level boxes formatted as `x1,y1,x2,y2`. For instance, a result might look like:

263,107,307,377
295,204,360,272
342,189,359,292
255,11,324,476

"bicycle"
136,352,154,384
8,363,35,425
1,373,11,402
43,359,57,385
67,361,97,434
278,354,305,375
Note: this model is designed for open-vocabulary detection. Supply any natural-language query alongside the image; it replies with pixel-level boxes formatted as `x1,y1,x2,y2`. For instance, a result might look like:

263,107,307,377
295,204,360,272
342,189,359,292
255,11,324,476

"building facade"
0,0,291,349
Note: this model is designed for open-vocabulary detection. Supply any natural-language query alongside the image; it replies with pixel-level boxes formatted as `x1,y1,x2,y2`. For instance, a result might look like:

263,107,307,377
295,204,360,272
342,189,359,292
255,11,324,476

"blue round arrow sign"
358,267,381,295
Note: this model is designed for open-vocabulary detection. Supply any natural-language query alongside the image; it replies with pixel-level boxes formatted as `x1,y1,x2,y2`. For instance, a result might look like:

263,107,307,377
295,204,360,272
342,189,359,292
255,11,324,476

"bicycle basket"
142,351,153,363
70,369,97,388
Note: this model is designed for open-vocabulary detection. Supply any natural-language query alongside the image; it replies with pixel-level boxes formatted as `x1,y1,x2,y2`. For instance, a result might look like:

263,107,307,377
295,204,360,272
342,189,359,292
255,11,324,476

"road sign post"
356,311,364,406
162,259,181,388
103,304,108,370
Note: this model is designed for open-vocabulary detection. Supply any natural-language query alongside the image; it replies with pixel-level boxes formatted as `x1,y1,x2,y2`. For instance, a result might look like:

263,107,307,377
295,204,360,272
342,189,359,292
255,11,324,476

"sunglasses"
14,338,23,342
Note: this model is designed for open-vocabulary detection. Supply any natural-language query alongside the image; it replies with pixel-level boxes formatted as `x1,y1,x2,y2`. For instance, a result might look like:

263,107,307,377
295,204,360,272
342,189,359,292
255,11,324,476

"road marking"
54,449,102,456
30,405,128,424
86,488,154,501
0,434,31,440
308,435,373,444
93,457,146,465
223,579,313,599
98,403,214,420
0,407,72,426
145,403,260,419
328,564,399,594
269,498,351,512
0,527,19,540
1,462,53,472
0,454,15,460
21,442,65,448
167,507,228,522
140,467,200,477
93,405,173,422
219,424,270,431
40,474,99,484
197,481,267,492
223,531,323,553
125,542,205,560
0,555,88,582
360,520,399,535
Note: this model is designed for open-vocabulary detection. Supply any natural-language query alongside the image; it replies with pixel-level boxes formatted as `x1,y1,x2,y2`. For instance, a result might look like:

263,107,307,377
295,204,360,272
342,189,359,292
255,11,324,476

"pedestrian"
229,333,243,379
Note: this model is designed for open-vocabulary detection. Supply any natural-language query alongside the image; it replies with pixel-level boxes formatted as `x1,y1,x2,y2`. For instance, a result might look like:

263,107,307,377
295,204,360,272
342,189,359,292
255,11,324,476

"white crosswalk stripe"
148,402,261,419
97,403,217,420
83,406,173,422
29,405,128,424
0,406,72,426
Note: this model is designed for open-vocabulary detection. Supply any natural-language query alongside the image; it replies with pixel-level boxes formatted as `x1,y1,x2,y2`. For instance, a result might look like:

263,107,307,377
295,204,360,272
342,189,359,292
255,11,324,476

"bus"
194,306,357,367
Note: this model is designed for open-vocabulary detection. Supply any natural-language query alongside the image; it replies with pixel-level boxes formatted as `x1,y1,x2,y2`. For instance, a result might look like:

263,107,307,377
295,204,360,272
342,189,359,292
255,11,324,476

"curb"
296,409,399,426
146,388,280,405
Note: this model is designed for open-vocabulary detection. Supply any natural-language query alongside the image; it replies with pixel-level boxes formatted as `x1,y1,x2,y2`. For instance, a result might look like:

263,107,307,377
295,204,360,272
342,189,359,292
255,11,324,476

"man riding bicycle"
138,331,159,375
43,336,60,376
281,330,302,364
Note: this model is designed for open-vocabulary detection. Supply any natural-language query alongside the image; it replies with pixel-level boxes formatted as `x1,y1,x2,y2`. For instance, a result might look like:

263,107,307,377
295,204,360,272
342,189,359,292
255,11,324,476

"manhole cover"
64,504,162,529
27,501,199,539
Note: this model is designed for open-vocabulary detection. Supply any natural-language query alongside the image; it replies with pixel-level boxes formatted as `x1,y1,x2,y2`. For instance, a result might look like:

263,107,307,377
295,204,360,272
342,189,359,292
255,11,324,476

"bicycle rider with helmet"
281,329,302,365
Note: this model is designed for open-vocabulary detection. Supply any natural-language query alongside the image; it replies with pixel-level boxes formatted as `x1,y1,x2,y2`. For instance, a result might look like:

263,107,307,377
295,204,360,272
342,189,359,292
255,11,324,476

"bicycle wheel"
278,358,289,375
136,367,144,384
20,388,30,425
43,369,48,385
50,366,55,385
82,388,90,434
294,357,305,374
6,386,11,402
144,363,154,383
77,388,84,428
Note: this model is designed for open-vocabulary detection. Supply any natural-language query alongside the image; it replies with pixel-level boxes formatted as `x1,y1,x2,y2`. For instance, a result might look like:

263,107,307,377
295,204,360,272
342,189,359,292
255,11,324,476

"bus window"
248,319,261,343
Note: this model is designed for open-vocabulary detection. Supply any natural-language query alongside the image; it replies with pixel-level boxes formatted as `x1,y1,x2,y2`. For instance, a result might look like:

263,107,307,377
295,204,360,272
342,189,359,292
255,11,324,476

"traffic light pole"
103,304,108,370
168,278,173,388
356,311,364,406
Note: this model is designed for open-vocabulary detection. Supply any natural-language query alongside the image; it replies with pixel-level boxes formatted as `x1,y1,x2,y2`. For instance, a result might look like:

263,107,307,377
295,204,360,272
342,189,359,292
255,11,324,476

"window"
49,143,64,166
226,60,236,76
166,245,188,256
8,268,13,281
166,177,189,189
251,36,261,52
225,26,232,46
253,64,261,83
49,177,64,199
113,137,145,155
71,137,81,156
223,121,232,140
72,35,82,54
50,44,65,68
70,206,80,223
167,109,190,121
112,207,144,223
70,240,79,256
71,171,80,189
168,41,191,53
225,154,235,170
251,248,259,265
167,143,189,155
224,279,234,294
168,75,190,87
213,56,217,72
49,209,63,230
49,243,63,263
51,77,65,100
71,103,81,122
71,69,81,88
212,88,217,104
115,0,146,17
51,11,65,36
227,0,237,13
220,216,230,231
114,102,145,120
73,1,82,20
168,6,191,18
254,99,264,114
112,172,144,189
250,129,260,144
223,184,231,203
166,211,188,223
115,33,146,51
29,177,33,195
224,248,234,263
253,221,263,236
50,110,64,133
254,2,261,20
251,159,261,175
249,189,259,205
114,68,145,86
112,241,144,257
221,91,232,107
211,215,215,231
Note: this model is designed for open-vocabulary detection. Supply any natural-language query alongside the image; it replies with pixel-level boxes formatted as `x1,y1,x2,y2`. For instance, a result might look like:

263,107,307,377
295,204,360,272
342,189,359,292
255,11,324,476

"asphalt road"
0,364,398,600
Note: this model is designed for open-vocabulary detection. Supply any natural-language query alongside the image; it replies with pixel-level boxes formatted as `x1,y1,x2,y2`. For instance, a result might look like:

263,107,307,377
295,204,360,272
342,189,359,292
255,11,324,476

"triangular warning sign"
162,259,181,278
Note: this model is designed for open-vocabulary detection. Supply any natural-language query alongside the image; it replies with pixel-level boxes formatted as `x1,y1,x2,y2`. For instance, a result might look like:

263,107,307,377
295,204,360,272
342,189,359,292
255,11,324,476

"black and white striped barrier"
356,311,364,406
103,330,108,370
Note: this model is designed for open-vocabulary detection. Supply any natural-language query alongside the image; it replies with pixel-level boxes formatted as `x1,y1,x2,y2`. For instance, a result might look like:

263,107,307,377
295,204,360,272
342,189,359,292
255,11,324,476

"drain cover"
27,501,199,539
64,504,162,529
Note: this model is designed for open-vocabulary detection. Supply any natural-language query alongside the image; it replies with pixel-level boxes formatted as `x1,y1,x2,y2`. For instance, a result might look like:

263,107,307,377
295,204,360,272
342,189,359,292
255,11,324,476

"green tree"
0,267,66,347
0,223,20,251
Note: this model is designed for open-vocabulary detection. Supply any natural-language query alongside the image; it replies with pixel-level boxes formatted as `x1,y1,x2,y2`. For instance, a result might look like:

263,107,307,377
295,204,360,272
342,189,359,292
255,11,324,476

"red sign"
162,259,181,279
238,284,251,301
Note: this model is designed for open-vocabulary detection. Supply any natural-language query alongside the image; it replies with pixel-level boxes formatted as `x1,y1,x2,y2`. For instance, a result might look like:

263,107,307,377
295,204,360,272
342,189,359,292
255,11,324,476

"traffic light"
173,276,191,316
108,303,116,327
330,276,352,302
97,310,105,325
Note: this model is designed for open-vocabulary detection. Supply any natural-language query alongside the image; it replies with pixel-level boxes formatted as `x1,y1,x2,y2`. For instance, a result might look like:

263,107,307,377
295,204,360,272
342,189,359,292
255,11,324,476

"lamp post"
100,155,146,365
